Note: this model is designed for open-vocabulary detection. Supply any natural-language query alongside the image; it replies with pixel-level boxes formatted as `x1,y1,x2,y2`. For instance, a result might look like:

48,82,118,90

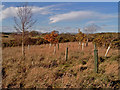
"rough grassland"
2,42,119,88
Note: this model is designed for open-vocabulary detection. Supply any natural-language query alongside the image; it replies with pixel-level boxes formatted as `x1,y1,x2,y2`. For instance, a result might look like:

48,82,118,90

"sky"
0,2,118,33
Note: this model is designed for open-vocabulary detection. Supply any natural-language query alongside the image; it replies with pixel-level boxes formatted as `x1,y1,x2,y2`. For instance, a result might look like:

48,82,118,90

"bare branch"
13,3,36,58
14,17,22,32
14,3,36,32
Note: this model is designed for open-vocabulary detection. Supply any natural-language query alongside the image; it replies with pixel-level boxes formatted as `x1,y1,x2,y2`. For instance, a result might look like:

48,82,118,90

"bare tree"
83,24,101,34
83,24,101,46
14,3,36,59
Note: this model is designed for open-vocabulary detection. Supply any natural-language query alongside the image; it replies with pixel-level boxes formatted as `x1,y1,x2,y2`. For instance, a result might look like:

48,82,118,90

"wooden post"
82,42,84,50
65,45,68,61
54,44,56,55
86,38,88,47
49,43,52,48
78,42,81,49
28,44,30,50
103,43,106,47
105,44,111,57
58,43,59,50
94,43,98,73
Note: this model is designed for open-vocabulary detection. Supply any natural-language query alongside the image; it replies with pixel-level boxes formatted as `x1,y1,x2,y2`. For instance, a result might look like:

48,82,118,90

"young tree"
93,34,114,57
76,29,87,50
44,31,58,54
83,24,101,46
14,3,36,59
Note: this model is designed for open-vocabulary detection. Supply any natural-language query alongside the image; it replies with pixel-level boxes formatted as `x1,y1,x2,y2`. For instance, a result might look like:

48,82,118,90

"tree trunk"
22,27,25,60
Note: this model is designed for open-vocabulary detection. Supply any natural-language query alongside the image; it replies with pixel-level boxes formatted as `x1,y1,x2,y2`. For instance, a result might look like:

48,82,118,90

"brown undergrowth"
2,42,119,88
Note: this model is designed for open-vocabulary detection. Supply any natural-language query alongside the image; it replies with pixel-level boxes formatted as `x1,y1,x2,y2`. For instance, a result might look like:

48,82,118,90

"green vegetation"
2,31,120,49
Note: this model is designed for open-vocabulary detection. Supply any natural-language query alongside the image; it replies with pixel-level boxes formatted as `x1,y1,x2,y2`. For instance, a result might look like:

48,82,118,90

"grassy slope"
2,42,119,88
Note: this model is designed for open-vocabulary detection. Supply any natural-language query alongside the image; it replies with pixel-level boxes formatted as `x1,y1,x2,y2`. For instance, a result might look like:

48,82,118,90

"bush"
36,38,49,45
57,34,76,43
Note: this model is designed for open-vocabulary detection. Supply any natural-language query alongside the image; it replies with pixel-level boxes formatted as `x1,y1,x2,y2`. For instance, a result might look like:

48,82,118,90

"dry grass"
2,42,119,88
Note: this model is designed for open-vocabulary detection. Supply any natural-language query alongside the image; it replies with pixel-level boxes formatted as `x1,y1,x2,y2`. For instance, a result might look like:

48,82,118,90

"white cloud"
31,5,54,15
86,20,111,25
2,26,16,32
101,25,117,28
0,5,4,9
0,5,56,21
2,7,18,20
49,11,117,23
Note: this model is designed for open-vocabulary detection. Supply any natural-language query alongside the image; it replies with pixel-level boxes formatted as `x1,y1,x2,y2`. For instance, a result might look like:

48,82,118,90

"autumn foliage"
93,33,118,48
2,31,120,49
44,31,58,45
76,29,87,43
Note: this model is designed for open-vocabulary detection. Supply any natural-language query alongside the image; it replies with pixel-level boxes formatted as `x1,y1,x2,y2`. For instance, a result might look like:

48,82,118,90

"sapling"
44,31,58,52
14,3,36,60
83,24,101,47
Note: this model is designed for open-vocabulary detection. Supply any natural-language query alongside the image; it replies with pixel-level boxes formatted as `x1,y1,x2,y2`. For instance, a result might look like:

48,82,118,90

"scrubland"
2,42,119,88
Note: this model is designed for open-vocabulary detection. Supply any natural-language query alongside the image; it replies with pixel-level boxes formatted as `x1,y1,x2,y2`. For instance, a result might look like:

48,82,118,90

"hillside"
2,42,119,88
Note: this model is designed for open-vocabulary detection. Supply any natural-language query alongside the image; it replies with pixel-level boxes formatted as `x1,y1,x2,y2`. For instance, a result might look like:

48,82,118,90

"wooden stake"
49,43,52,48
58,43,59,50
28,44,30,50
65,45,68,61
78,42,81,49
94,43,98,73
86,38,88,47
54,45,56,55
82,42,84,50
105,44,111,57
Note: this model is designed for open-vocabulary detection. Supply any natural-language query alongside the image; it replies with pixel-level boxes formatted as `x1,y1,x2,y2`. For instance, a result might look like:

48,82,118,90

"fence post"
86,38,88,47
65,46,68,61
94,43,98,73
105,43,111,57
82,42,84,50
49,43,52,48
54,44,56,55
28,44,30,50
78,42,81,49
58,43,59,50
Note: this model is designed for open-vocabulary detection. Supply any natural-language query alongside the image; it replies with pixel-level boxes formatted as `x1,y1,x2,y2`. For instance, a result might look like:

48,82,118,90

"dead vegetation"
2,42,119,88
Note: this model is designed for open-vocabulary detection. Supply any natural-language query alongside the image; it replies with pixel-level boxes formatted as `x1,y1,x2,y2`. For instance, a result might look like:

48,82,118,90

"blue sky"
1,2,118,33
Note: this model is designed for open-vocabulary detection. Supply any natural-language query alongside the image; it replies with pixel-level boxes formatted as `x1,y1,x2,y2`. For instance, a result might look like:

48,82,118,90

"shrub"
36,38,49,45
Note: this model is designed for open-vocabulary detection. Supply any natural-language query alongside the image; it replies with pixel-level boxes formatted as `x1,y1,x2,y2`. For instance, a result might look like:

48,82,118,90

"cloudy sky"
1,2,118,33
